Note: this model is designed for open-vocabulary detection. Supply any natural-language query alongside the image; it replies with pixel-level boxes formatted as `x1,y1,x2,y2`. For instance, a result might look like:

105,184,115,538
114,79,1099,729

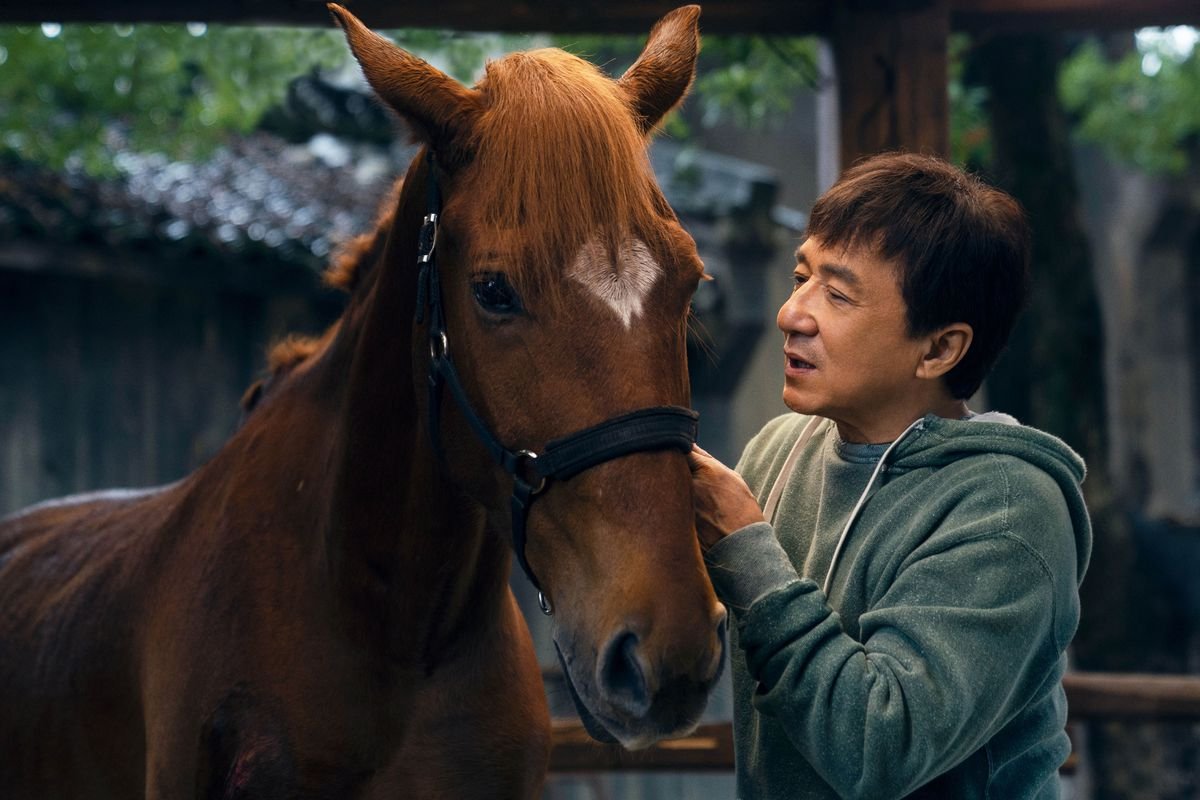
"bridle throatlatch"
414,152,699,615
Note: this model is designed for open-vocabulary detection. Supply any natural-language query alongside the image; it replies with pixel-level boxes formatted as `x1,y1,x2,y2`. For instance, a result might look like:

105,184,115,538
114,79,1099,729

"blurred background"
1,2,1199,797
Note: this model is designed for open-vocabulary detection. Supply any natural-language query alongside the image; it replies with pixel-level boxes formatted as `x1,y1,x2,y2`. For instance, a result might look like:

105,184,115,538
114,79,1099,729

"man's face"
776,236,931,442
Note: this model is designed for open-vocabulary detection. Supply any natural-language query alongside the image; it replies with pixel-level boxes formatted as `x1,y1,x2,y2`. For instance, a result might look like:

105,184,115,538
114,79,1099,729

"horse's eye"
471,273,522,315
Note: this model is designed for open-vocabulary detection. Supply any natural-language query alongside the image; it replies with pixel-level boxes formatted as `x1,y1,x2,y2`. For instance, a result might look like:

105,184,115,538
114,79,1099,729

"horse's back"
0,484,173,639
0,485,175,797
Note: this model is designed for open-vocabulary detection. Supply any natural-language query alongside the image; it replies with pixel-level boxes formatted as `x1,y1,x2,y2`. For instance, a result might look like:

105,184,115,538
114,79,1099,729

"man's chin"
781,387,819,416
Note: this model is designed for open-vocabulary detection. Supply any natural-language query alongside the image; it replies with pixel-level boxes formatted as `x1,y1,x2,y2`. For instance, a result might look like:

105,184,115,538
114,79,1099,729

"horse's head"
329,4,724,749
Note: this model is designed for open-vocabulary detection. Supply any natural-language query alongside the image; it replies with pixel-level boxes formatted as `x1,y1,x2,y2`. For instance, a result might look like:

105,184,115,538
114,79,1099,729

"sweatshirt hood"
884,412,1091,579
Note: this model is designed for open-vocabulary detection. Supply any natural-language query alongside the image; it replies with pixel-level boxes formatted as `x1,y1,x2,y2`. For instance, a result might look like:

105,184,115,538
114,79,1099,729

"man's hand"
688,444,766,552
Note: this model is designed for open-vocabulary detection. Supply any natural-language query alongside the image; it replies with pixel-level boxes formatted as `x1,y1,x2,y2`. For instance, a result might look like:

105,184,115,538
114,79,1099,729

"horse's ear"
618,5,701,136
327,4,481,155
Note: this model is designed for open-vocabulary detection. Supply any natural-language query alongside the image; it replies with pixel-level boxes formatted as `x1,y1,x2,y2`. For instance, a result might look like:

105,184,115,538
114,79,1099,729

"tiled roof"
0,77,785,276
0,133,413,272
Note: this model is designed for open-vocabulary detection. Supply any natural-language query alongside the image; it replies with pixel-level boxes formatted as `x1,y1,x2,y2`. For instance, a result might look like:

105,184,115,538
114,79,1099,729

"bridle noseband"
413,153,699,616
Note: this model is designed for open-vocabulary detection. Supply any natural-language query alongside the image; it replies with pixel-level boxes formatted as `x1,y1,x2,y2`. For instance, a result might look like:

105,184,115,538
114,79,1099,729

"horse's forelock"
463,48,670,306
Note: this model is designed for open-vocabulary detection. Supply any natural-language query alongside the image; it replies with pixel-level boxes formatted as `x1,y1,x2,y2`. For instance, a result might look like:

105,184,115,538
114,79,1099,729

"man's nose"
777,287,818,336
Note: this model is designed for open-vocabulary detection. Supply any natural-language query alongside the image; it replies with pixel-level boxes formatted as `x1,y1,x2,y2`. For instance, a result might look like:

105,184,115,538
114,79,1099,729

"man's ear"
915,323,973,380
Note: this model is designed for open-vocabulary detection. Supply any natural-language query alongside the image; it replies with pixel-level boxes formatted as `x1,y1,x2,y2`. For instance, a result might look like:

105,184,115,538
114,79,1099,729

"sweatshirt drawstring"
821,417,927,596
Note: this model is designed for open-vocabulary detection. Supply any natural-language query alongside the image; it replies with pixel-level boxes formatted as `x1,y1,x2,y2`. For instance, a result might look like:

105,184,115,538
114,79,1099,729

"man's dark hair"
805,152,1031,400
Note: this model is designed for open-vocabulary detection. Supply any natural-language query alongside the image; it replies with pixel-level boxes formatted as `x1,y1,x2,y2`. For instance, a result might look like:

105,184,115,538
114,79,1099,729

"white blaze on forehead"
567,238,662,328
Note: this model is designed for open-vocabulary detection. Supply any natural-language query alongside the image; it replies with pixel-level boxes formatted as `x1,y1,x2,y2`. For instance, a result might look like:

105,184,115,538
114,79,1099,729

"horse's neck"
321,188,511,667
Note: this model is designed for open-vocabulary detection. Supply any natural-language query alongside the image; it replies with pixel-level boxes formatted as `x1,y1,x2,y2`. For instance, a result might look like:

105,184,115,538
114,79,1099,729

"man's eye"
793,273,809,288
472,273,522,315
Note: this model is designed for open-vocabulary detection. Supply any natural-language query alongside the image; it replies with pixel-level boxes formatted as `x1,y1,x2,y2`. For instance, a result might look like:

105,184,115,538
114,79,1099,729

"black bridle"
413,153,699,616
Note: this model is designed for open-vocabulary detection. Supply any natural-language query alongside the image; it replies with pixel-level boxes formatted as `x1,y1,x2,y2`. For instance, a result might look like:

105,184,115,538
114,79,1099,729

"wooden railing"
551,721,735,772
548,671,1200,773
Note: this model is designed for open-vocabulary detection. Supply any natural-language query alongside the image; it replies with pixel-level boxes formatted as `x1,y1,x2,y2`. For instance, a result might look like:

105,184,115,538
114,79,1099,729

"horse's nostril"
598,630,650,717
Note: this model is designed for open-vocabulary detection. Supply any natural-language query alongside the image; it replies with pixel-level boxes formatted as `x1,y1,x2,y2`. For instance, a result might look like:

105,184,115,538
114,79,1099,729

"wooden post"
830,0,951,168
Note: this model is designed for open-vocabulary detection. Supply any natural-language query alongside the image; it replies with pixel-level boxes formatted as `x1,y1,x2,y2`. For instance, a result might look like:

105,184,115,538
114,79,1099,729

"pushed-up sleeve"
704,521,804,613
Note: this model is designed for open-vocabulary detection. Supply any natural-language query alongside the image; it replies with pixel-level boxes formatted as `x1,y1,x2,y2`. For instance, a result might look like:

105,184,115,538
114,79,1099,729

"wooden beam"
549,720,734,772
548,672,1200,772
952,0,1200,33
1062,672,1200,719
831,0,951,167
0,0,832,33
6,0,1193,31
0,241,322,296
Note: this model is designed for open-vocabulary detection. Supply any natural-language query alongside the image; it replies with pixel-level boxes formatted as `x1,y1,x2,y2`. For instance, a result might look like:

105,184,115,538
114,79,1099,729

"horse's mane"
240,326,337,418
323,178,403,294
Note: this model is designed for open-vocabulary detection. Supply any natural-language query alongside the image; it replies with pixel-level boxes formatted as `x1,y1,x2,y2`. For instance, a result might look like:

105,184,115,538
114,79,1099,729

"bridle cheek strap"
417,151,700,615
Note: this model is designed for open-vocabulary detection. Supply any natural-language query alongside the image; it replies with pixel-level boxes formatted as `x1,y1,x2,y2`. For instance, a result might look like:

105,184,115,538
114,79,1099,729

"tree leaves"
0,24,346,174
0,23,820,175
1059,31,1200,174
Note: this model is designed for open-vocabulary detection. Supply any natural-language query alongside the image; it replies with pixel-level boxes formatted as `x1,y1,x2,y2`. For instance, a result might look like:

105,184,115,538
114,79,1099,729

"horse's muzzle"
556,606,728,749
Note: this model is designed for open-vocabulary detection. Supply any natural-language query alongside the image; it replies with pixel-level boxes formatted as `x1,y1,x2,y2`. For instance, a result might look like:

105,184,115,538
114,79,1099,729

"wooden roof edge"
951,0,1200,33
2,0,1197,32
0,1,831,33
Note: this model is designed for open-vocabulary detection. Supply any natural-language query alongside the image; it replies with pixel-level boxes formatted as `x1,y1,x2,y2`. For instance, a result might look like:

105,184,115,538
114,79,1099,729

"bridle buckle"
417,212,439,264
514,450,547,496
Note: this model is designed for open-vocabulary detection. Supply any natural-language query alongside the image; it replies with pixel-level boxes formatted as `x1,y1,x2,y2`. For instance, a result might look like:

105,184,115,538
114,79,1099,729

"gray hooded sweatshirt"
704,412,1092,799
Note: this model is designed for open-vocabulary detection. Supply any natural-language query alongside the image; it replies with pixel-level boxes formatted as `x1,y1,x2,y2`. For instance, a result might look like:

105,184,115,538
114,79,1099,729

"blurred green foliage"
0,24,349,174
0,23,819,175
1059,32,1200,174
693,37,820,130
390,29,532,84
948,34,991,169
559,33,820,138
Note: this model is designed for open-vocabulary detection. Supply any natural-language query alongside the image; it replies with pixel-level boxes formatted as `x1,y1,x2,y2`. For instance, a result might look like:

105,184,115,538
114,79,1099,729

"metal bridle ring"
429,330,449,361
537,591,553,616
514,449,547,495
417,212,439,263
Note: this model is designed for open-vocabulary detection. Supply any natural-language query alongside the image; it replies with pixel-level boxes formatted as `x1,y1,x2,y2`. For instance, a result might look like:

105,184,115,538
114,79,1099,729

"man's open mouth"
786,354,815,370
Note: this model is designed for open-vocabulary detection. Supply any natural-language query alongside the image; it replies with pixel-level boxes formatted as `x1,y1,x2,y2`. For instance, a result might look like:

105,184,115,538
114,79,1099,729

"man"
689,152,1091,799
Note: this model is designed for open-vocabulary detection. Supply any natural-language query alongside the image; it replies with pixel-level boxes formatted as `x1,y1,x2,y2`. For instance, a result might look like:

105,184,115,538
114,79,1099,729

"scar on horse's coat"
198,685,297,800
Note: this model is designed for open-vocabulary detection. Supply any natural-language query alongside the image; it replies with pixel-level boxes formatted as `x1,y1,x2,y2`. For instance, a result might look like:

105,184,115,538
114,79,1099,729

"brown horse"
0,5,725,798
